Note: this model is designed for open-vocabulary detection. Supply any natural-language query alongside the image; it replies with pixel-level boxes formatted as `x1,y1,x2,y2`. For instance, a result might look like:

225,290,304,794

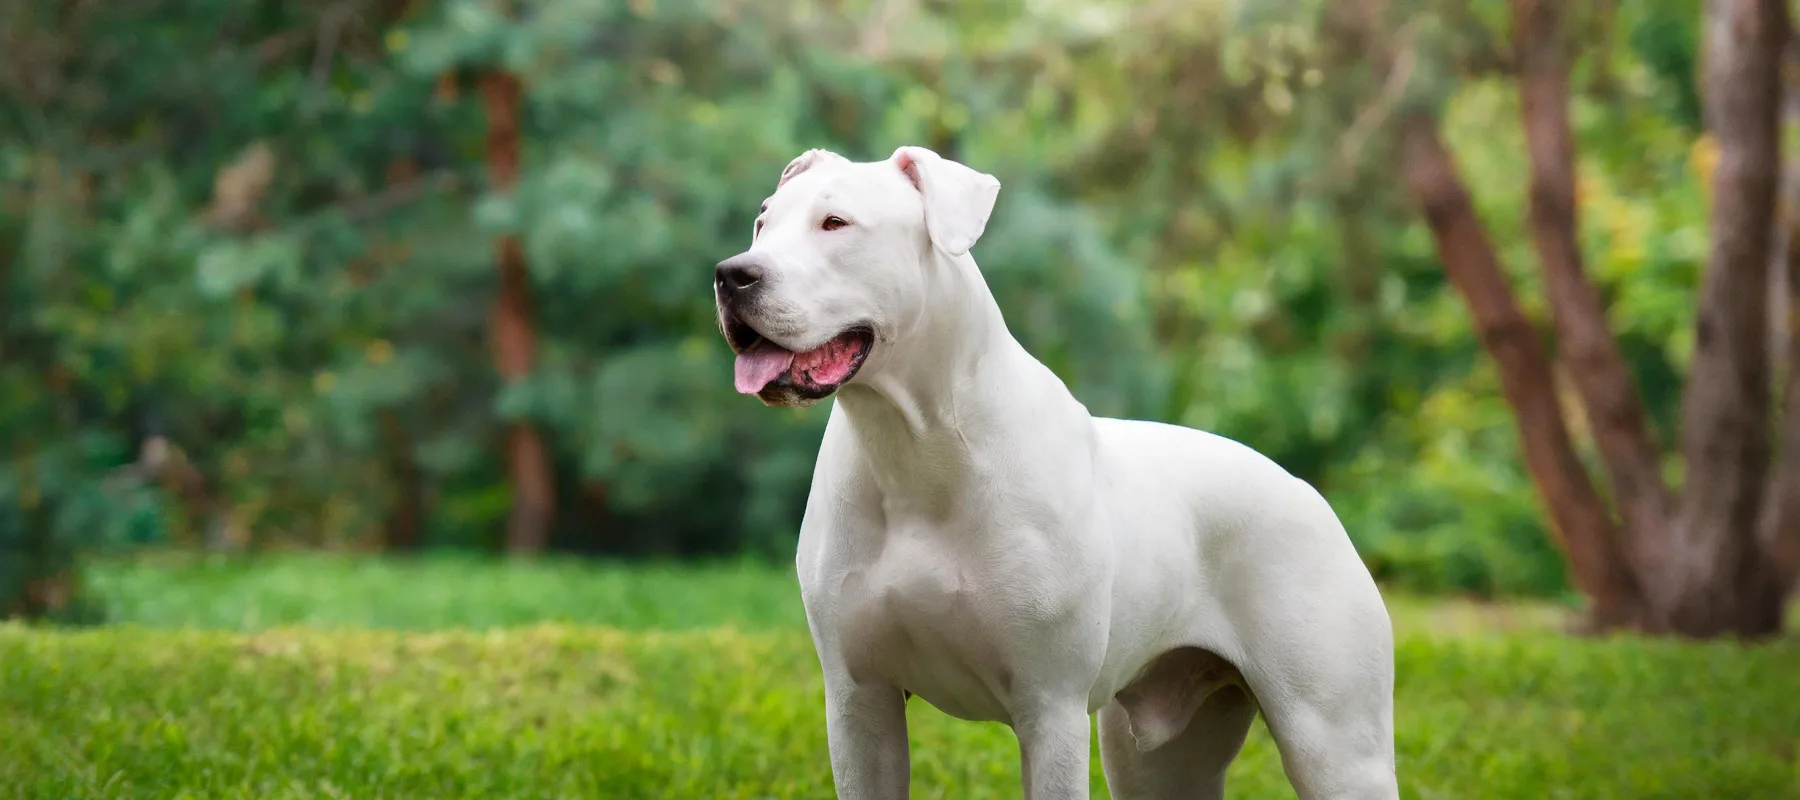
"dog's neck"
842,251,1008,430
834,250,1093,508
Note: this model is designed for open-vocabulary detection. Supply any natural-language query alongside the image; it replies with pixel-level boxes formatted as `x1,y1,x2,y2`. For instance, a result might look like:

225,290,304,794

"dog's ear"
891,146,1001,257
777,148,849,189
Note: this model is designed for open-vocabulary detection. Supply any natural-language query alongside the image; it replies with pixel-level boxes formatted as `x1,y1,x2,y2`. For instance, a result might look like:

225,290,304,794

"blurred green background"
1,0,1721,602
7,1,1800,797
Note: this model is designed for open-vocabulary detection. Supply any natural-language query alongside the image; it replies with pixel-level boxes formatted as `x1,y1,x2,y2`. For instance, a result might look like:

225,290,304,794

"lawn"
3,553,1797,799
81,552,808,631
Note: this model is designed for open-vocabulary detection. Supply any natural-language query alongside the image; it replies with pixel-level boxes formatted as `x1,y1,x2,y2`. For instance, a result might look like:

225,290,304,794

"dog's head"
714,146,1002,407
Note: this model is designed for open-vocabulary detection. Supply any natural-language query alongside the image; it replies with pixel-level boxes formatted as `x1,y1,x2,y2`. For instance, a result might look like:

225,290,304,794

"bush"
0,434,160,623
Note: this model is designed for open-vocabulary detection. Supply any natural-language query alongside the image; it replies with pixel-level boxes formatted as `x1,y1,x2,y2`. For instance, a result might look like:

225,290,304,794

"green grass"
77,551,1592,635
3,553,1796,799
84,552,807,631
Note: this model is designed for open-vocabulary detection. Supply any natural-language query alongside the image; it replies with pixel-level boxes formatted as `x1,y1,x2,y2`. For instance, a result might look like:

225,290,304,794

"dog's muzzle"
711,254,874,408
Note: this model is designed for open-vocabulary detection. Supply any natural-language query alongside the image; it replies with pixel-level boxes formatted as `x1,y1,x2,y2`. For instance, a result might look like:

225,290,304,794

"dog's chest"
827,532,1028,723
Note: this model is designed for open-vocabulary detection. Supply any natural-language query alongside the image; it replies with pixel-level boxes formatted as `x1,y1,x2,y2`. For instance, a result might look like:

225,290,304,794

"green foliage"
1628,0,1705,133
0,0,1717,602
5,615,1797,798
4,0,1167,568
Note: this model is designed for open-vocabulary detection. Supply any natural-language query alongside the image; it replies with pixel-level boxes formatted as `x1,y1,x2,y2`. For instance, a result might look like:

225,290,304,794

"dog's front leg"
823,679,910,800
1015,703,1092,800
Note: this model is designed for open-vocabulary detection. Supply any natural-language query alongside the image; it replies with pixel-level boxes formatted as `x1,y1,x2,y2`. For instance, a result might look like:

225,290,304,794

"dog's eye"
821,215,850,232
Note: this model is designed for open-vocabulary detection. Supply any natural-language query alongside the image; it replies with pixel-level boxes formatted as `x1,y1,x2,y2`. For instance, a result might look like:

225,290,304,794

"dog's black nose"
715,255,765,296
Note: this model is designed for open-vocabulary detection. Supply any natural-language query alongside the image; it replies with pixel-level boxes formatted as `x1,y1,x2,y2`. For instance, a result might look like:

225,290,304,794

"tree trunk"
1767,39,1800,410
1759,30,1800,602
1765,149,1800,595
1669,0,1790,637
378,410,426,552
481,70,556,555
1511,0,1677,596
1397,113,1645,629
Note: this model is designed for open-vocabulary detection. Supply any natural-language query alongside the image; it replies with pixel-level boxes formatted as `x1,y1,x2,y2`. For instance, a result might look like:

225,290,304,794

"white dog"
714,146,1397,800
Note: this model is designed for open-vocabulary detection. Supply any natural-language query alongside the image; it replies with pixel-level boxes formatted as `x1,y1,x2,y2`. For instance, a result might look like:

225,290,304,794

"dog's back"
1088,415,1389,660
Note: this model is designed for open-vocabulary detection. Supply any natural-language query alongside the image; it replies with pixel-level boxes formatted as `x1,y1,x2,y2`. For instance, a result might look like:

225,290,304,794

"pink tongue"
734,340,796,394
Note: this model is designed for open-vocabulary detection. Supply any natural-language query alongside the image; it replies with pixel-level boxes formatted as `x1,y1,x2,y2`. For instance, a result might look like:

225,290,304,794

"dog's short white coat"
717,146,1398,799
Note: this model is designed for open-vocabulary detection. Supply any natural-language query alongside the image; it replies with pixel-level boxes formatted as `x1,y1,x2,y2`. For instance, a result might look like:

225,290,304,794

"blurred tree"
1396,108,1641,627
1389,0,1798,636
0,0,1770,625
1510,0,1667,629
0,0,1165,615
479,66,557,555
1764,36,1800,611
1660,0,1795,636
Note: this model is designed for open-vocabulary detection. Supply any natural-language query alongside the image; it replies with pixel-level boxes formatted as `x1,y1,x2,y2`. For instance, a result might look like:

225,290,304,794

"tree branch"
1398,112,1645,629
1330,17,1423,185
1510,0,1676,596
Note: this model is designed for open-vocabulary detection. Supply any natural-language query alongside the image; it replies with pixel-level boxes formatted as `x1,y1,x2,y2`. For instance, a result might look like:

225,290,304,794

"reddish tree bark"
1397,114,1645,629
1511,0,1677,598
481,71,556,555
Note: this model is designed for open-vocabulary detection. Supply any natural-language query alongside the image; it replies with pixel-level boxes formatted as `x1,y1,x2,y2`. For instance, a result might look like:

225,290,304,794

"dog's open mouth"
723,313,873,402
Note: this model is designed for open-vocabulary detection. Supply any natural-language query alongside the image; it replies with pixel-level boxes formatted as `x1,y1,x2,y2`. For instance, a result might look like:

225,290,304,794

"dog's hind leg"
1097,648,1257,800
1238,601,1398,800
1251,688,1397,800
